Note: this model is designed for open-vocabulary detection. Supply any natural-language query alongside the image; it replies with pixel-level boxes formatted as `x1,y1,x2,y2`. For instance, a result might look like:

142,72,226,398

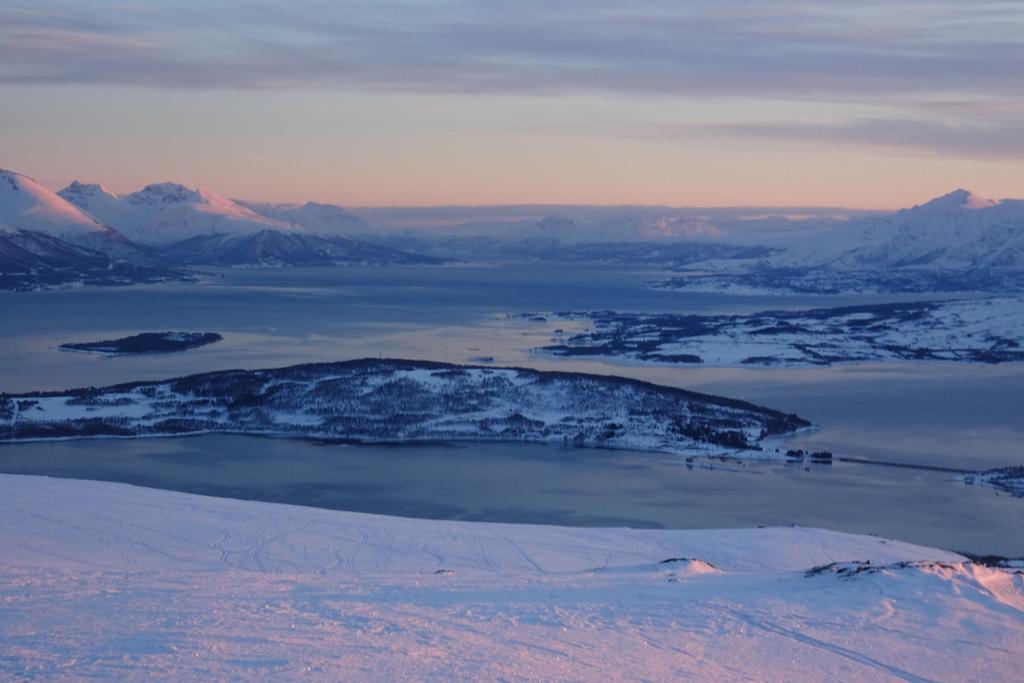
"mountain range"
58,177,435,267
0,169,438,288
348,189,1024,272
0,170,187,289
58,180,305,243
1,166,1021,291
58,180,377,245
0,170,162,262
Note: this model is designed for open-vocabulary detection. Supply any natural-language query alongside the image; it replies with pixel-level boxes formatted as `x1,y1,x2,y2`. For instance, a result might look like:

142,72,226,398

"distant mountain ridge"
163,229,440,267
3,166,1022,291
0,168,442,289
56,177,438,267
0,169,186,288
60,180,302,244
848,189,1024,268
0,227,186,291
773,189,1024,270
51,173,1024,268
236,200,369,235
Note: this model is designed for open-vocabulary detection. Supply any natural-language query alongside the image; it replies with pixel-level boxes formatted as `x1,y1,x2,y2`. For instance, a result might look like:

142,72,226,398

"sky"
1,1,1022,209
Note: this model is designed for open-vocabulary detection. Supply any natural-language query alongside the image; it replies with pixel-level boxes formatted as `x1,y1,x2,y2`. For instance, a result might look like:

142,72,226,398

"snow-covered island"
59,331,223,355
1,474,1021,680
960,466,1024,497
533,297,1024,367
0,359,808,456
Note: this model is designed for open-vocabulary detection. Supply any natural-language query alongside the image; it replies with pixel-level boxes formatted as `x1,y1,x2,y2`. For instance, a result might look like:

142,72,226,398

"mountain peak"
0,168,35,189
129,182,200,205
917,189,997,212
0,168,113,236
60,180,118,200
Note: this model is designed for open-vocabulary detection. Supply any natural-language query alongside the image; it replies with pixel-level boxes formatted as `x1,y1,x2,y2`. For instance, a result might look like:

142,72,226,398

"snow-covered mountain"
237,200,370,235
0,169,173,271
162,229,440,266
57,181,148,237
61,182,376,245
0,228,109,290
60,180,302,244
25,171,1024,278
0,228,105,271
776,189,1024,270
0,169,113,239
352,192,1023,278
57,180,439,266
0,227,185,290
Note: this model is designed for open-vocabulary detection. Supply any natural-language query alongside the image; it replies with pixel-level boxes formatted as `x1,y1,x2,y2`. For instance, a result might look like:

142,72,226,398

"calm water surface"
1,435,1019,556
0,264,1020,554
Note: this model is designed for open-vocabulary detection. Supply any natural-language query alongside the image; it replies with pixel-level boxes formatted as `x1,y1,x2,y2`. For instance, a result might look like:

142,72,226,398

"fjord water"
0,264,1021,554
1,435,1020,556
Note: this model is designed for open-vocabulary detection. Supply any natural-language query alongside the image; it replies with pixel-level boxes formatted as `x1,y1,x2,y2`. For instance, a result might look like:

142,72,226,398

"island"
58,331,223,355
531,297,1024,367
960,466,1024,497
0,359,809,456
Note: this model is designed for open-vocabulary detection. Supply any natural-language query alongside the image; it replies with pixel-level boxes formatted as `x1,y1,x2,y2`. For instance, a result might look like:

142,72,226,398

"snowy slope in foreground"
1,475,1021,681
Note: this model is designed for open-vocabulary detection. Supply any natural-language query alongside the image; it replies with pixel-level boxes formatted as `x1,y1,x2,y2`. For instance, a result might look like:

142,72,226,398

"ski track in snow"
1,474,1021,681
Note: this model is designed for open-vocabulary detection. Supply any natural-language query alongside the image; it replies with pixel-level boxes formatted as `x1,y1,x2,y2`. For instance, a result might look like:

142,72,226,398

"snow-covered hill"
57,180,441,266
0,227,105,272
0,227,188,291
1,474,1020,680
0,169,113,239
162,229,439,266
0,359,809,455
60,180,303,244
238,199,370,235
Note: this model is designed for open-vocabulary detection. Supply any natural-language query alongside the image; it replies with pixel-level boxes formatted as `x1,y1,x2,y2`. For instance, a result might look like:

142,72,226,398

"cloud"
678,118,1024,160
0,0,1022,99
